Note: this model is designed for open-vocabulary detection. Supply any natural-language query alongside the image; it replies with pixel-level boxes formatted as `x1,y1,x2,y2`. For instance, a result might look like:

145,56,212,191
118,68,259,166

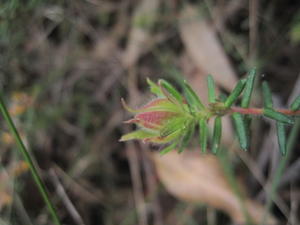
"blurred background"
0,0,300,225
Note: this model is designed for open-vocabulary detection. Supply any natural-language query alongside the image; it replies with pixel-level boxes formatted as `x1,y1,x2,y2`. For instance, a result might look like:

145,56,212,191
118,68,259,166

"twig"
49,169,86,225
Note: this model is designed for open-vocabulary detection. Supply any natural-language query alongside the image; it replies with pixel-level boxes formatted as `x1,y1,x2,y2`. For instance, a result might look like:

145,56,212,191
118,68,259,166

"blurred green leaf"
178,122,195,153
159,79,182,103
290,95,300,111
147,78,163,96
160,141,179,155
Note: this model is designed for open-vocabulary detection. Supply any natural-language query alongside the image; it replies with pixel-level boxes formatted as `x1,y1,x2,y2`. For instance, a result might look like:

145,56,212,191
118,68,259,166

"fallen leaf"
152,150,277,225
179,5,237,91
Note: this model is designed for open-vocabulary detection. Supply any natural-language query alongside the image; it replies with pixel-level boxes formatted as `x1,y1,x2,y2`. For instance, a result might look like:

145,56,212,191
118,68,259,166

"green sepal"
262,81,273,108
183,80,205,111
160,117,186,137
212,117,222,154
290,95,300,111
232,112,248,150
263,108,294,125
199,118,208,153
158,79,182,103
241,68,256,108
147,78,163,96
207,75,216,103
119,129,157,142
224,79,247,108
276,122,286,155
159,141,179,155
178,122,195,153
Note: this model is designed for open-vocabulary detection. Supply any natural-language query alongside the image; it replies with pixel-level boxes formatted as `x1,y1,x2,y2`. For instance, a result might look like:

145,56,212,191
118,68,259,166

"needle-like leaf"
178,122,195,153
199,118,208,153
232,112,248,150
276,122,286,155
160,141,179,155
212,117,222,154
159,79,182,103
224,79,247,108
290,95,300,111
241,69,256,108
183,80,205,111
262,81,273,108
263,108,294,125
207,75,216,103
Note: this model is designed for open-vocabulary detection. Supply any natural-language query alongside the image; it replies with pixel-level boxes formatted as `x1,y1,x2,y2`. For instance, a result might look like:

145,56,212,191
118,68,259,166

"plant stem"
230,107,300,116
0,96,62,225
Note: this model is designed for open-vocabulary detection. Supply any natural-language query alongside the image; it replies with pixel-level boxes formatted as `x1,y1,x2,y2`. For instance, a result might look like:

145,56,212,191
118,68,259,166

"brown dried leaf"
179,5,237,91
152,151,277,225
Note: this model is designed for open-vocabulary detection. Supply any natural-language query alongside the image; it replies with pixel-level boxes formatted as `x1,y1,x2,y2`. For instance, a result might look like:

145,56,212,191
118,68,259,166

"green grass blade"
276,122,287,155
212,117,222,154
290,95,300,111
224,78,247,108
183,80,205,110
207,75,216,103
232,112,248,150
263,108,294,125
199,118,208,153
241,68,256,108
0,96,62,225
262,81,273,108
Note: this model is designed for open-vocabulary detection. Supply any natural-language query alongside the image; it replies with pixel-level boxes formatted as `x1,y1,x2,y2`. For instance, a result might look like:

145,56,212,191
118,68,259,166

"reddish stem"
230,107,300,116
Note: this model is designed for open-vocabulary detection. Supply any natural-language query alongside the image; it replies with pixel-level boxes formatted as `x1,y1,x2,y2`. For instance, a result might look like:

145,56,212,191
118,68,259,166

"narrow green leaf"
119,129,157,141
290,95,300,111
146,78,163,96
199,118,208,153
241,68,256,108
262,81,273,108
159,79,182,103
263,108,294,125
178,122,195,153
212,117,222,154
224,79,247,108
160,141,179,155
183,80,205,110
276,122,286,155
207,75,216,103
232,112,248,150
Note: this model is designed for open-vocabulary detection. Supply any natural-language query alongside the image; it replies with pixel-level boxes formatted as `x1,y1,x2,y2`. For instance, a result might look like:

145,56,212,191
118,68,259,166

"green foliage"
121,71,300,155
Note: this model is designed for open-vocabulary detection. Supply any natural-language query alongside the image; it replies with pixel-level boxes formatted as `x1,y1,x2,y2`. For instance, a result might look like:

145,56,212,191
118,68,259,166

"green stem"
0,96,62,225
261,118,300,224
231,107,300,116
